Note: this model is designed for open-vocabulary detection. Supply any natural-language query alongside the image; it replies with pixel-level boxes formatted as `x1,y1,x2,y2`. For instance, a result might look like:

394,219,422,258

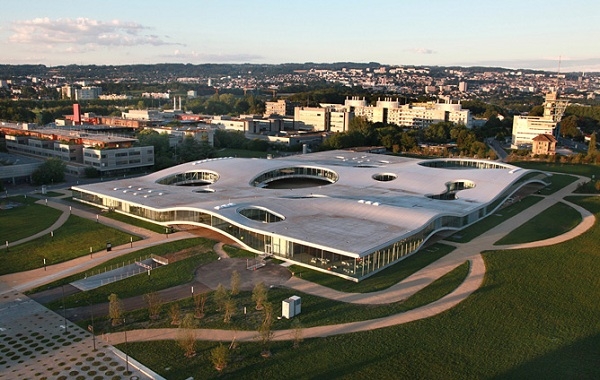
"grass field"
495,201,582,245
446,196,543,243
118,196,600,379
0,215,140,275
0,196,62,243
88,261,468,336
514,161,600,179
536,173,578,195
46,241,218,310
101,210,168,234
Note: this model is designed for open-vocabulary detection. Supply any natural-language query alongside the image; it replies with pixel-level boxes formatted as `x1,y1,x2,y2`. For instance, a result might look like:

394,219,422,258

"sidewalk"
1,173,596,346
107,174,597,344
0,196,196,292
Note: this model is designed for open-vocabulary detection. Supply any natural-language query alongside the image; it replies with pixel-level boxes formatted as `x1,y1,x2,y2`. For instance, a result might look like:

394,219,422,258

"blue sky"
1,0,599,72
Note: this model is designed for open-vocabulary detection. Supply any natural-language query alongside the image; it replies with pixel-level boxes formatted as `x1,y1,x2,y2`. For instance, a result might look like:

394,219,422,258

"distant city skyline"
2,0,599,72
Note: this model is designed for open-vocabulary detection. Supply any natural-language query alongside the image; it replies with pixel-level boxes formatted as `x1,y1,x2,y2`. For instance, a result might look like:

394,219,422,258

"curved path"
1,175,597,345
106,174,597,344
0,192,197,292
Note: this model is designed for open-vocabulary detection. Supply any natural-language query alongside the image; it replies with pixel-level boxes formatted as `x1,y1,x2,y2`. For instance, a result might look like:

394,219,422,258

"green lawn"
102,210,168,234
0,215,141,275
30,238,215,294
446,196,543,243
536,173,578,195
222,245,256,258
118,196,600,379
289,243,455,293
89,261,468,335
46,245,218,310
0,196,62,243
494,201,582,245
514,161,600,179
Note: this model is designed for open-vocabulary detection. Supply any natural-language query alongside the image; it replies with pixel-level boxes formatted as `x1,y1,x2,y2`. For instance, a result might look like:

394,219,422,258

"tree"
559,115,581,138
223,297,236,323
83,166,101,178
588,132,597,157
252,282,268,310
136,129,173,169
144,292,163,320
230,270,241,296
291,318,304,349
32,158,66,186
108,293,123,326
177,136,216,163
214,283,228,311
177,313,197,358
210,343,229,372
169,303,181,325
193,292,207,319
529,105,544,116
257,302,274,357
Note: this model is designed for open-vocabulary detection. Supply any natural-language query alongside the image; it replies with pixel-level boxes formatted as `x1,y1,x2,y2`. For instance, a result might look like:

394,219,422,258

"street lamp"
87,297,96,351
123,318,130,375
61,285,68,334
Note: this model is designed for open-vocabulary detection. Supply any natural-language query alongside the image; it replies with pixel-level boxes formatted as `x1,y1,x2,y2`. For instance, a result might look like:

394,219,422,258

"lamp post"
123,318,129,374
88,299,96,351
61,285,68,334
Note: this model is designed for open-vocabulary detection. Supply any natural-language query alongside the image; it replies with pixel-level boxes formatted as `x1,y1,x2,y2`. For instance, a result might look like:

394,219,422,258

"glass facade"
156,170,219,186
71,169,548,282
419,160,510,169
251,166,339,187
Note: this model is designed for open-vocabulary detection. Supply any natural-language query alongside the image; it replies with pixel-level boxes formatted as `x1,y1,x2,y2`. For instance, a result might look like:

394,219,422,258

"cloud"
8,17,182,49
407,47,436,55
165,50,264,63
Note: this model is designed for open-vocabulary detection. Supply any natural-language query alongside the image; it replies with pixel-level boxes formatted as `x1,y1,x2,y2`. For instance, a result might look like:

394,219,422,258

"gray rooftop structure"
73,150,548,281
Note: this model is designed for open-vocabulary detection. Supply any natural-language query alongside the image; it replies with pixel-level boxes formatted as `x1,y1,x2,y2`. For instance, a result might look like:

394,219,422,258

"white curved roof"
75,150,539,257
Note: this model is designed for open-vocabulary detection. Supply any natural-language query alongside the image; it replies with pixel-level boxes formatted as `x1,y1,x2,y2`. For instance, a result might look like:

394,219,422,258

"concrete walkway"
1,175,597,347
0,194,196,292
104,174,596,344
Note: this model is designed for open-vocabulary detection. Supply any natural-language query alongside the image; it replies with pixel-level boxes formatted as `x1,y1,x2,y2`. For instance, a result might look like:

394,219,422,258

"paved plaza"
0,281,161,380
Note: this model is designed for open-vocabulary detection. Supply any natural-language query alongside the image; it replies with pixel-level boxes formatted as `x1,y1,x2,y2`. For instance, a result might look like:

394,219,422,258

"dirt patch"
196,258,292,291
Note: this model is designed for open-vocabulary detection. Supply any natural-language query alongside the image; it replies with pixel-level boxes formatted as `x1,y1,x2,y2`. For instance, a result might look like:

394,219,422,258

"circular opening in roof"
238,206,284,223
156,170,219,186
193,188,215,193
251,166,338,189
418,159,510,170
372,173,397,182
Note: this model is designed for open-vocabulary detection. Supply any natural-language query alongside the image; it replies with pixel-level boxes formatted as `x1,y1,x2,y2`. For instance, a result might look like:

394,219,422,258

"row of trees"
135,129,217,171
106,269,301,369
319,117,496,159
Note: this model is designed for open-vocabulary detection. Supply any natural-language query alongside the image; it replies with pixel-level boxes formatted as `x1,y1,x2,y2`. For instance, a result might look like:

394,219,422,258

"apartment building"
347,97,472,128
511,92,568,148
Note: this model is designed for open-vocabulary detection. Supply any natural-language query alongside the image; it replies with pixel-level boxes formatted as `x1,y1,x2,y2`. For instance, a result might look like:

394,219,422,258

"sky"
1,0,599,72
